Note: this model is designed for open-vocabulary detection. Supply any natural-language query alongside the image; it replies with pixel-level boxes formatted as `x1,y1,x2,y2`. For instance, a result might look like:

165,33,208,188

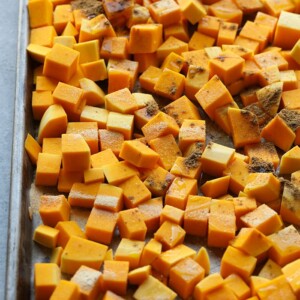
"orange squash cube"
169,257,205,299
34,263,60,300
138,197,163,232
194,273,224,300
268,225,300,266
103,260,129,296
86,208,118,245
25,133,42,164
165,177,198,210
33,225,59,249
154,220,186,250
106,112,134,140
195,75,234,120
201,175,230,198
115,238,145,269
221,246,257,281
50,280,80,300
240,204,283,236
152,244,196,277
139,238,162,267
43,44,79,83
55,220,86,248
208,199,236,248
94,183,123,212
117,208,147,240
68,182,100,208
70,265,102,299
39,194,70,227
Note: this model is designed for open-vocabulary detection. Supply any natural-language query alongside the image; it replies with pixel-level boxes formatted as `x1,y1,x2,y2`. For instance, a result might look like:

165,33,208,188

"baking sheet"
5,1,236,299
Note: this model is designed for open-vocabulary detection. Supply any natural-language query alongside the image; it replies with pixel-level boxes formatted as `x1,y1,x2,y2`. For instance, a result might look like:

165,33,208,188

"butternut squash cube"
102,161,139,185
43,44,79,83
115,238,145,269
139,238,162,267
258,259,283,280
142,111,179,142
70,265,101,300
50,280,80,300
224,273,251,300
201,175,230,198
129,23,163,54
138,197,163,232
134,275,177,300
27,43,52,63
119,140,159,169
52,82,85,121
201,142,235,177
106,112,134,140
61,134,91,172
208,199,236,248
139,66,163,93
84,168,104,184
53,4,74,34
103,260,129,296
144,167,175,196
273,11,300,49
148,134,181,171
232,196,257,229
103,290,125,300
169,257,205,299
239,21,269,51
105,88,138,115
32,90,54,121
68,182,100,208
153,68,185,101
91,149,118,169
165,177,198,210
261,115,296,152
152,244,196,277
205,285,240,300
280,181,300,226
198,15,221,39
240,204,283,236
39,194,70,227
154,220,186,250
282,259,300,297
35,153,61,186
50,247,63,266
195,75,234,120
118,175,151,208
25,133,42,164
80,106,109,129
160,205,184,226
79,78,105,107
55,220,86,248
223,157,250,195
291,39,300,65
231,228,272,258
61,21,78,38
117,208,147,240
194,247,210,275
61,236,107,275
228,108,260,149
28,0,53,29
33,224,59,248
30,25,57,48
81,59,108,82
38,104,68,144
79,14,116,43
35,263,60,300
170,155,202,179
209,0,243,26
57,169,84,193
221,246,257,281
149,0,181,26
244,172,280,204
128,265,151,285
94,183,123,212
256,275,296,300
184,196,211,237
86,208,118,245
279,146,300,174
179,0,206,25
193,273,224,300
268,225,300,266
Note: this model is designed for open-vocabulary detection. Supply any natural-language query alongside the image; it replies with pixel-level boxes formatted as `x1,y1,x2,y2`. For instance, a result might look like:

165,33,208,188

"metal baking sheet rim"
6,0,33,298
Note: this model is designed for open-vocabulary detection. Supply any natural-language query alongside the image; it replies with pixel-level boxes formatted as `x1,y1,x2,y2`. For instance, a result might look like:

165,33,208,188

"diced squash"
33,224,59,248
35,263,60,300
50,280,80,300
115,238,145,269
70,265,102,300
61,236,107,275
220,246,257,281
